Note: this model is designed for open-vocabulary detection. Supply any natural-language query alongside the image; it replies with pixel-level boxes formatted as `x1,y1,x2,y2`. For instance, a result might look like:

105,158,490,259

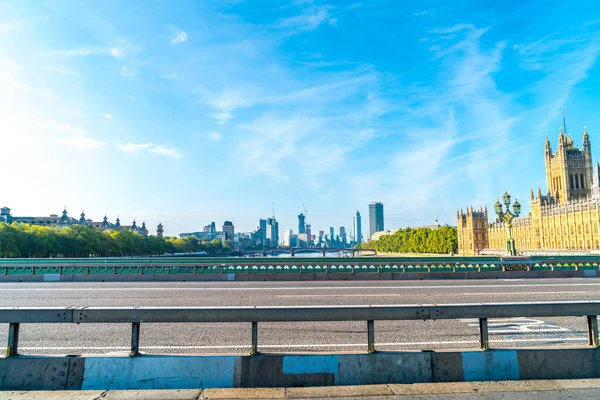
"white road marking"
460,317,573,334
18,337,587,351
276,291,598,298
2,283,600,291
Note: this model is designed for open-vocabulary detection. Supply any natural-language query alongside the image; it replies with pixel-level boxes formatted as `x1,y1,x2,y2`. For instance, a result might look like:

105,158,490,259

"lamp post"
494,190,521,256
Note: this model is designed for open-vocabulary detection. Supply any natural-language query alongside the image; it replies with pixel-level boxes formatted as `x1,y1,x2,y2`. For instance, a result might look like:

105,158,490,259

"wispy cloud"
0,21,21,34
104,113,114,120
43,46,119,59
109,47,125,58
209,132,223,141
44,121,107,149
275,5,335,32
47,65,80,76
150,145,184,158
117,142,184,158
169,26,188,44
63,132,107,149
120,66,137,78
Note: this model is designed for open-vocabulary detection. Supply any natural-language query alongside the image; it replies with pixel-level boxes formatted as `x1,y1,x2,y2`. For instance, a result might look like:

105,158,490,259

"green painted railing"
1,256,599,275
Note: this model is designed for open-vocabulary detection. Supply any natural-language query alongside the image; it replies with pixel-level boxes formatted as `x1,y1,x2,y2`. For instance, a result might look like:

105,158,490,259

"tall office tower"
354,210,362,244
222,221,235,241
339,226,347,246
258,219,267,246
369,202,384,239
298,213,306,234
329,226,334,241
266,217,279,247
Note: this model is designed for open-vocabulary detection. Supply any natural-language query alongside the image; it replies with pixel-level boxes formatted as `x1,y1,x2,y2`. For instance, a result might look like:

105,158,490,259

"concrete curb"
3,379,600,398
1,349,600,391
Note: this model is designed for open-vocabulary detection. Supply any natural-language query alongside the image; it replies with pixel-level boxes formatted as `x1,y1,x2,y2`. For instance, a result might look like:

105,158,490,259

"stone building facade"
458,127,600,255
0,207,162,237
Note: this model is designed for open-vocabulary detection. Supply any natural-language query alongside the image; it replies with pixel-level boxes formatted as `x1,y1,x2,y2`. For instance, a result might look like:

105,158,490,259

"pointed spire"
530,188,534,201
562,105,567,135
583,126,591,149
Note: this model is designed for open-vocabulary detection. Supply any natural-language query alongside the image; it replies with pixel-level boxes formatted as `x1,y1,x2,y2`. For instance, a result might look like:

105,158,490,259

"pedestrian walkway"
2,379,600,399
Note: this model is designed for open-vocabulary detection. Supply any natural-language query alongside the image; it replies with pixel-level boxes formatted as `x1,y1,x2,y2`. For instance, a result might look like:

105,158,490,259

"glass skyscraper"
369,202,384,239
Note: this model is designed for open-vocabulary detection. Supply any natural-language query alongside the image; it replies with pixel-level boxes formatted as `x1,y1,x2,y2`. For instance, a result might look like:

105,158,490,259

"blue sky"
1,0,600,238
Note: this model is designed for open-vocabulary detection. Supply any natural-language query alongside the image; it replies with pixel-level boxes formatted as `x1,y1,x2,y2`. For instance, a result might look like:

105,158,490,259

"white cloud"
275,5,334,32
170,28,188,44
209,132,223,141
150,145,184,158
125,94,135,99
0,57,19,74
63,132,107,149
43,121,106,149
43,47,113,59
117,142,154,153
109,47,125,58
104,113,113,120
48,65,80,76
117,142,184,158
0,21,21,34
120,66,137,78
236,115,321,181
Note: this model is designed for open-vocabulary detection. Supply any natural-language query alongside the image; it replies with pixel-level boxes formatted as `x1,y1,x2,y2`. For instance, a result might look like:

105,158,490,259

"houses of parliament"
458,125,600,255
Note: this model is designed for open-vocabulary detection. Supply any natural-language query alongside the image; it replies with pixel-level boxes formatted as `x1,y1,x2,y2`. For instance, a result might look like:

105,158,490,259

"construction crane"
302,203,308,223
272,202,276,219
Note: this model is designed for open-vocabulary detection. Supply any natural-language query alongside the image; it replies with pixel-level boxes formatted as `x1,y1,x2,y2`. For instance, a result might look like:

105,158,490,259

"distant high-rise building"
354,210,362,244
369,202,384,239
203,222,216,233
266,217,279,247
157,223,164,237
222,221,234,241
298,213,306,234
339,226,347,246
283,229,297,247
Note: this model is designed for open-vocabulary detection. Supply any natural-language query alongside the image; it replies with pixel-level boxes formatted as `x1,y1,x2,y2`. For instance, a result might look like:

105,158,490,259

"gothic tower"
544,126,593,203
456,206,489,255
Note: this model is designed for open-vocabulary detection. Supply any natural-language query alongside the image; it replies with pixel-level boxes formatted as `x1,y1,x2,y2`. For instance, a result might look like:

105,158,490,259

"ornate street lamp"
494,190,521,256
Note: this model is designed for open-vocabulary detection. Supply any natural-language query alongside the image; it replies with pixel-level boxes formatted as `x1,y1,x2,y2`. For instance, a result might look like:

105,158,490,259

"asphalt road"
0,278,599,355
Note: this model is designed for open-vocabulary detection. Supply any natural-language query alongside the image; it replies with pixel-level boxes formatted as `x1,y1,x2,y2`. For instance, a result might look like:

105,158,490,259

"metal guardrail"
3,302,599,357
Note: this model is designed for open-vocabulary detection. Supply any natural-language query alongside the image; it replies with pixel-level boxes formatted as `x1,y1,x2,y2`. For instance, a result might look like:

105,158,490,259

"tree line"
0,223,232,258
358,226,457,254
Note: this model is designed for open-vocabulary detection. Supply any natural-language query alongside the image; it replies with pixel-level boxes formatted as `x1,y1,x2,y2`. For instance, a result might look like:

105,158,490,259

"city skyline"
2,1,600,235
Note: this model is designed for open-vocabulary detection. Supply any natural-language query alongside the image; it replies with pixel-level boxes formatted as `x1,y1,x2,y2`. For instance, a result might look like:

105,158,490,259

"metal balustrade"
2,302,599,357
1,256,599,275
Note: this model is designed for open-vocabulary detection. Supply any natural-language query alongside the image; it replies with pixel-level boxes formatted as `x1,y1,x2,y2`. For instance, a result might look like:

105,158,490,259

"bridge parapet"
1,302,600,390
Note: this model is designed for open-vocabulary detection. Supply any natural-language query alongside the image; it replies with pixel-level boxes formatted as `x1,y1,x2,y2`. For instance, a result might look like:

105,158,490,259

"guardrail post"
130,322,140,357
7,323,19,357
479,318,489,350
251,321,258,355
587,315,599,347
367,320,375,353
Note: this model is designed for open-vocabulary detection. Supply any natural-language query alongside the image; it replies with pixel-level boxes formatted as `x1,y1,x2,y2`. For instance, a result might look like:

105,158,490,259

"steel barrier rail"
2,301,599,357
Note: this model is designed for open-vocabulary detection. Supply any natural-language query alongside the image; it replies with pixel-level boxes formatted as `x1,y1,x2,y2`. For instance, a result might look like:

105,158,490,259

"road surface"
0,278,598,355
